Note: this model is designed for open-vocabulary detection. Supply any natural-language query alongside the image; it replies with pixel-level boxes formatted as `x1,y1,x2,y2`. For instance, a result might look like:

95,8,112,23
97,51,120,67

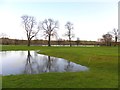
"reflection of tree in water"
64,61,73,71
23,51,81,74
44,56,58,72
24,51,41,74
45,56,52,72
24,51,58,74
24,51,75,74
24,50,33,74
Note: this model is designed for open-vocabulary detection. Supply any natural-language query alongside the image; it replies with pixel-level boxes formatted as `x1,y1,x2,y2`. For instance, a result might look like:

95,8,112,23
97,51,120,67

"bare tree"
21,15,39,46
65,21,74,47
40,18,59,46
102,33,113,46
111,28,118,46
118,29,120,42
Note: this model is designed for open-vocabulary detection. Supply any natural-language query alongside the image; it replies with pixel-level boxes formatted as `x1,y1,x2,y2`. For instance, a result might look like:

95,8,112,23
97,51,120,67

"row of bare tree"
21,15,74,47
101,28,119,46
1,15,119,46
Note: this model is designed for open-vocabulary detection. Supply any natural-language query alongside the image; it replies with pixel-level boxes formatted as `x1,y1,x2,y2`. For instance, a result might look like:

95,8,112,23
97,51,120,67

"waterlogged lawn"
2,45,118,88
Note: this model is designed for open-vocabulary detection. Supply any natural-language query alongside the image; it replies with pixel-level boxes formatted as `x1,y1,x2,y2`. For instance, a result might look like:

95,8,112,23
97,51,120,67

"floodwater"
0,51,89,76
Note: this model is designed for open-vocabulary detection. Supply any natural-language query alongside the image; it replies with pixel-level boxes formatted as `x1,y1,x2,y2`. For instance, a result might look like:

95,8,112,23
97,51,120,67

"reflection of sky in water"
0,51,89,76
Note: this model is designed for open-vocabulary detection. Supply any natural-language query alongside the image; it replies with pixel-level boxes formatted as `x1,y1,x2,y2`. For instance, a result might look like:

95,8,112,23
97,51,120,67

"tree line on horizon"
1,38,119,46
0,15,119,46
99,28,119,46
21,15,74,47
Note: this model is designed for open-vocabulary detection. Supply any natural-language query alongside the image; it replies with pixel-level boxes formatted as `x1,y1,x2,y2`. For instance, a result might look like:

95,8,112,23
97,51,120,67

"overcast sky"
0,0,118,41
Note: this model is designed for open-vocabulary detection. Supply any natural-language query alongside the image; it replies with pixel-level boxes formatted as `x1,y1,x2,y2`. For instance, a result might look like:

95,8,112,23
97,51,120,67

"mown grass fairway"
2,45,118,88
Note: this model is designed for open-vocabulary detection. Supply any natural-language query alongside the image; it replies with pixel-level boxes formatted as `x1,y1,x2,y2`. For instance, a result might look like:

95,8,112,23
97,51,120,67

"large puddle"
0,51,89,76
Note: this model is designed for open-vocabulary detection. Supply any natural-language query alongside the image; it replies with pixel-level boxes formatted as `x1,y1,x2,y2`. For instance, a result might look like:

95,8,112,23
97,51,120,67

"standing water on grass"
0,51,89,76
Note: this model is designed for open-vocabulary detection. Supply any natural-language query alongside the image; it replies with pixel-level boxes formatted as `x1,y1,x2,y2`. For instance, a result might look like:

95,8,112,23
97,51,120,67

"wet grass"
2,45,118,88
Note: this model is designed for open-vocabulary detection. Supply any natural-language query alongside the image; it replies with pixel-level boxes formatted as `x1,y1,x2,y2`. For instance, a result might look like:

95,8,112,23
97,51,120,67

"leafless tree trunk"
40,19,59,46
21,15,40,46
113,28,118,46
65,22,74,47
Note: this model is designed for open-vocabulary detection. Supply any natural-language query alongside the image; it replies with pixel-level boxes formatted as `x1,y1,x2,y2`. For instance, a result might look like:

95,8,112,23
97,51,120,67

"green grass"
1,45,118,88
0,75,2,89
